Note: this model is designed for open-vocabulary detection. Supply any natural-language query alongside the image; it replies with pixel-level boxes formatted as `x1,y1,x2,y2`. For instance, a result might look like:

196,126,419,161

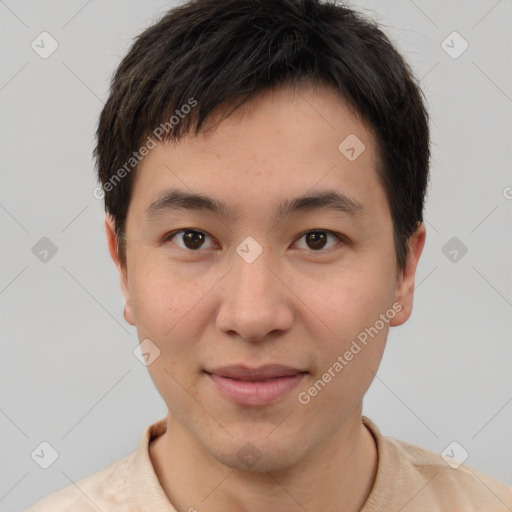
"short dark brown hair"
94,0,430,271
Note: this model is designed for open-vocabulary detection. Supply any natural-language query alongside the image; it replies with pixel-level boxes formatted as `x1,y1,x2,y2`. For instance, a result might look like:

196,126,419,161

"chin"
205,433,307,474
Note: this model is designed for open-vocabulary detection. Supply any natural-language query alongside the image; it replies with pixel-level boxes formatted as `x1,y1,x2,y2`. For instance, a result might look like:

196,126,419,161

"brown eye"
295,230,342,252
164,229,215,251
305,232,327,250
163,228,344,253
182,230,205,249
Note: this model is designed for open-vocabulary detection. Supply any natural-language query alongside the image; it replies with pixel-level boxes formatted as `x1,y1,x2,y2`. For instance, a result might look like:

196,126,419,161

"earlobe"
104,215,136,327
123,300,136,327
389,223,427,327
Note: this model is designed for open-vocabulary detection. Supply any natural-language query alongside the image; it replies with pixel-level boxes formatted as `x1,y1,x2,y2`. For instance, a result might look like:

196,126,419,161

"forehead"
128,82,388,226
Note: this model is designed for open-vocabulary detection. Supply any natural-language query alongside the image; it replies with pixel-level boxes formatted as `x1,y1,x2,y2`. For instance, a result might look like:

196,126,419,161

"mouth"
204,364,308,406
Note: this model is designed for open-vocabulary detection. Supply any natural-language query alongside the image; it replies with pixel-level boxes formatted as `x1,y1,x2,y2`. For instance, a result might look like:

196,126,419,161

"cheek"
129,263,209,407
128,257,203,354
306,264,396,342
300,259,396,393
129,246,193,321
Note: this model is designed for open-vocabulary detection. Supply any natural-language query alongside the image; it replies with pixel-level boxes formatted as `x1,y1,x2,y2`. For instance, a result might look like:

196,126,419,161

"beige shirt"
26,416,512,511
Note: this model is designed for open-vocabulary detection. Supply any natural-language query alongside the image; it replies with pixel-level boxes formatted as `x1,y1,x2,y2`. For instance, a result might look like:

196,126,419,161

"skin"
105,81,426,512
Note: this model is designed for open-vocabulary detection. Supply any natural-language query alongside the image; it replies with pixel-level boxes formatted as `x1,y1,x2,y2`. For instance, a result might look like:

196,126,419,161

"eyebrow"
145,188,366,224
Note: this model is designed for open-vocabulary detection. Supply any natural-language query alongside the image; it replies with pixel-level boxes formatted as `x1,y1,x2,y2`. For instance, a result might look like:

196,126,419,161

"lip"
205,364,306,380
205,364,308,406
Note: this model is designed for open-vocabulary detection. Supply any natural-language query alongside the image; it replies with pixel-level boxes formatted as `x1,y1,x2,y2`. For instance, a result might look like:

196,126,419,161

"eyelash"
162,228,346,253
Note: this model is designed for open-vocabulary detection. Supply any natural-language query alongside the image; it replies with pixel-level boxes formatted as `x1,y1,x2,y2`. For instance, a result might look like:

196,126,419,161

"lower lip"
206,372,307,406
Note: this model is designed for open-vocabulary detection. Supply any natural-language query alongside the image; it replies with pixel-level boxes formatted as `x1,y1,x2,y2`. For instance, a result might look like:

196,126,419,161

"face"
106,82,425,472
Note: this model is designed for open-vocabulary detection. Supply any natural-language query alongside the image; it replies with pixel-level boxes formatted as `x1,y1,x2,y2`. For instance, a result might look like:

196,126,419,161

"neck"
150,407,378,512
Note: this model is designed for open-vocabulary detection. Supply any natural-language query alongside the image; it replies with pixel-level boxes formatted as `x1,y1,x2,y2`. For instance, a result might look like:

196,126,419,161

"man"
27,0,512,510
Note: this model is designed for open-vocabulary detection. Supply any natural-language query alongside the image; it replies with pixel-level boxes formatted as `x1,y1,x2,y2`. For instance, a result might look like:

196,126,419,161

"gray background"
0,0,511,510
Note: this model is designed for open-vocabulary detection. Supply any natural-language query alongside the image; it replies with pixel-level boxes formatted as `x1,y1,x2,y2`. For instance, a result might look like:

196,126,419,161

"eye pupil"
183,230,205,249
306,231,327,250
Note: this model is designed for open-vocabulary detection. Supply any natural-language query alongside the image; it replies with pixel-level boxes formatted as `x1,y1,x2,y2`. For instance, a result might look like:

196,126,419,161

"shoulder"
363,417,512,511
25,452,134,512
388,436,512,510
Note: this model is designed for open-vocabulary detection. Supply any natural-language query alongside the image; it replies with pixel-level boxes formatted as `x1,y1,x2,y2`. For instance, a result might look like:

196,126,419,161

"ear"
105,215,136,326
389,222,426,327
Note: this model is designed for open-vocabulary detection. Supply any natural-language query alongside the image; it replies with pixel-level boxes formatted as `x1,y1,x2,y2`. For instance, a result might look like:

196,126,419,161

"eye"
293,230,344,252
163,229,217,251
163,228,344,253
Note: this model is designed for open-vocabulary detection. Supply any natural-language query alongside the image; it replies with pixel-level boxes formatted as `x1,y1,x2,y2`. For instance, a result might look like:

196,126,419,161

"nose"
215,247,294,342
